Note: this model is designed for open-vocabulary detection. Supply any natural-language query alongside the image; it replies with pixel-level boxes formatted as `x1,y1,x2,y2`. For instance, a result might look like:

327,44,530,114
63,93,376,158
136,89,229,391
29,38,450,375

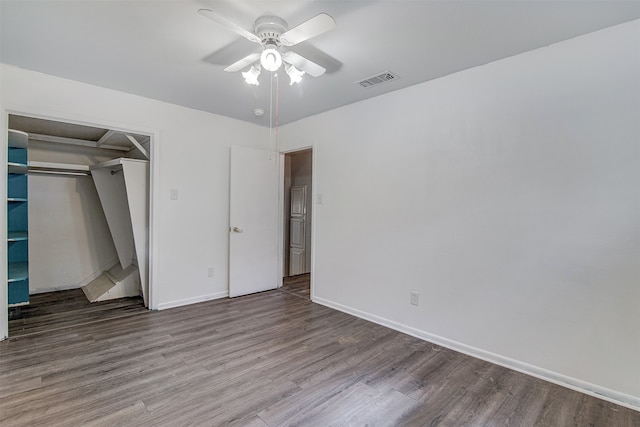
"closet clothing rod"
27,161,91,176
28,169,91,177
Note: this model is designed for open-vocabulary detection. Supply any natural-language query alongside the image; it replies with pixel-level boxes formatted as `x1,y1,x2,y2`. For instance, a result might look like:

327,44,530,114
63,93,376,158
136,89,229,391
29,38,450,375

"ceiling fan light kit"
285,63,305,85
241,65,261,86
260,44,282,72
198,8,335,85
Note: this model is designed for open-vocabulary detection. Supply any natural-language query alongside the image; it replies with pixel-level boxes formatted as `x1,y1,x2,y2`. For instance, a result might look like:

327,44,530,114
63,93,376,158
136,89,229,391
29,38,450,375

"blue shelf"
8,262,29,282
8,162,28,174
8,172,27,199
8,202,28,232
8,129,29,306
8,278,29,306
8,231,28,241
8,130,28,148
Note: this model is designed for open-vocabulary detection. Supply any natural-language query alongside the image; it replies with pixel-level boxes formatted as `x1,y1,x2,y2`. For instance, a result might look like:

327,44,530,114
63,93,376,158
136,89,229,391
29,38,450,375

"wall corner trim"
312,296,640,412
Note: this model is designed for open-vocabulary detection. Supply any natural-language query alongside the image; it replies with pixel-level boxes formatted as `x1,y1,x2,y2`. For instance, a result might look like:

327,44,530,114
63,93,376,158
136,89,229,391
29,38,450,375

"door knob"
232,226,243,233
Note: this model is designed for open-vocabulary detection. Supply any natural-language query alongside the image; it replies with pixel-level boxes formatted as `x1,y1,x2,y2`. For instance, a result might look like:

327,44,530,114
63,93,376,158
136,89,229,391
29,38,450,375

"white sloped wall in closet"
27,139,118,293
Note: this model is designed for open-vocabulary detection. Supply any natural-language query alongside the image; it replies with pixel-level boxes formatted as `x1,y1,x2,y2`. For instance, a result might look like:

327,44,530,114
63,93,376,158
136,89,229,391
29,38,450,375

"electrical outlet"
410,291,419,306
208,267,214,277
170,188,179,200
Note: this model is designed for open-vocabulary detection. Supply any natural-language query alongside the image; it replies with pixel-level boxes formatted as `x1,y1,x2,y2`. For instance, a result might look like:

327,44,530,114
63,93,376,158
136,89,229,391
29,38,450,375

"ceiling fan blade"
198,8,261,44
282,51,326,77
224,53,261,72
280,13,336,46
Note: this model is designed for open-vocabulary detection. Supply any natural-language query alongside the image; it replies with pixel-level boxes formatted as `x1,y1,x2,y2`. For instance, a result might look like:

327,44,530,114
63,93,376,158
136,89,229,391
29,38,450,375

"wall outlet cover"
410,291,419,306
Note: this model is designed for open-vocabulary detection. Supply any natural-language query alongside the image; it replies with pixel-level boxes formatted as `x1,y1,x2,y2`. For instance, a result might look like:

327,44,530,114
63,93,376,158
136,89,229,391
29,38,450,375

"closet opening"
281,148,312,300
5,114,152,337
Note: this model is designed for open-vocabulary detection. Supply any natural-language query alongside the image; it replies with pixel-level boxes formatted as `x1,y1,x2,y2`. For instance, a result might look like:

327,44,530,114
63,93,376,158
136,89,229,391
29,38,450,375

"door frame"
0,106,160,339
278,146,315,298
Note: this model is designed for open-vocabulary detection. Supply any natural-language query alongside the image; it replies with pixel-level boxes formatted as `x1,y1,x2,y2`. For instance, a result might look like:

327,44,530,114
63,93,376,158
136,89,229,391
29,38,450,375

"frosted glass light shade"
286,64,305,85
242,65,261,85
260,48,282,72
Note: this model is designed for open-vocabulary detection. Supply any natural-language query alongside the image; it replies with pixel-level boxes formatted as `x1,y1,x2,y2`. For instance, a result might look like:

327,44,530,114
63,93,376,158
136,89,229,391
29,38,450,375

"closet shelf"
8,262,29,282
8,128,30,305
8,130,28,148
8,162,28,174
8,231,28,241
90,157,147,171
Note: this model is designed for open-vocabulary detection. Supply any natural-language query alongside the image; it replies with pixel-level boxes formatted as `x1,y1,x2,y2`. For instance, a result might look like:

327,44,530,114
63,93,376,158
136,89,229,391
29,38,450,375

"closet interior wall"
28,140,117,293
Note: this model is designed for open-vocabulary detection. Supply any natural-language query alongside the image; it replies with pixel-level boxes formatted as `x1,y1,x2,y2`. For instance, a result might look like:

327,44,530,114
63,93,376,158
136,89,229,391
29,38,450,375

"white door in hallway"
289,185,307,275
229,146,279,297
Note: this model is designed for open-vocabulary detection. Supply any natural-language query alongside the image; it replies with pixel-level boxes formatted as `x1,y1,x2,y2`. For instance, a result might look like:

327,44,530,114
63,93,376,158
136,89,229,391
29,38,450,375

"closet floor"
281,273,310,299
8,289,146,337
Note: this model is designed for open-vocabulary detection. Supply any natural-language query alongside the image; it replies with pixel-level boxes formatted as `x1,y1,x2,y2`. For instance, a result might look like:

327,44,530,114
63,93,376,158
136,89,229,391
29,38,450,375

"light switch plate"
410,291,419,306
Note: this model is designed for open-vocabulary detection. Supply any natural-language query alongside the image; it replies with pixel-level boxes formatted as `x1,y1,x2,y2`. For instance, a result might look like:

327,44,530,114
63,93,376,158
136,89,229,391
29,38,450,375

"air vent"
357,71,399,88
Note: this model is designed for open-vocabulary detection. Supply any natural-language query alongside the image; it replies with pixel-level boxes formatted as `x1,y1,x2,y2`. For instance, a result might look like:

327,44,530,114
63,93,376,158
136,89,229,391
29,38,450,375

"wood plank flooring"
8,289,147,337
281,273,311,300
1,287,638,426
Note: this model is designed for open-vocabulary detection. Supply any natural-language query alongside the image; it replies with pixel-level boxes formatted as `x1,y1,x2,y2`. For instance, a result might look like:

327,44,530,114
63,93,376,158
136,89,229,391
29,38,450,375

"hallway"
280,273,310,300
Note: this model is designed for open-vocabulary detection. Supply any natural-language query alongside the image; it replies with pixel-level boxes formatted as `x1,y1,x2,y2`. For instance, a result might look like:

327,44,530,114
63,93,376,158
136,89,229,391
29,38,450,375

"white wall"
279,20,640,407
29,174,118,293
0,64,267,320
27,141,118,293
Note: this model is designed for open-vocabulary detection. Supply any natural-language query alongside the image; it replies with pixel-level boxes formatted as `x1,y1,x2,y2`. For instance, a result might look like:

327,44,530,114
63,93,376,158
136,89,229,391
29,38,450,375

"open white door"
229,145,279,297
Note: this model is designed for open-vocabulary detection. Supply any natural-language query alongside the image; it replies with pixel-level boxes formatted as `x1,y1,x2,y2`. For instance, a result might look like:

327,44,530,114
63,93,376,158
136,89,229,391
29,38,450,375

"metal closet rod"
28,169,91,176
27,161,92,176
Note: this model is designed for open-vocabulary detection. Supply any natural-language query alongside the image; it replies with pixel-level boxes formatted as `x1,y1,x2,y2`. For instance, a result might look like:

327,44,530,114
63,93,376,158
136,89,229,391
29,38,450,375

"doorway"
281,149,312,299
5,114,154,337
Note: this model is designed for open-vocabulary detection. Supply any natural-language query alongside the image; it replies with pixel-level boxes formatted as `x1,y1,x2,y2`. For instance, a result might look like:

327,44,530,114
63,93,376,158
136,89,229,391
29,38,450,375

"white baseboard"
156,291,228,310
30,283,83,294
312,296,640,412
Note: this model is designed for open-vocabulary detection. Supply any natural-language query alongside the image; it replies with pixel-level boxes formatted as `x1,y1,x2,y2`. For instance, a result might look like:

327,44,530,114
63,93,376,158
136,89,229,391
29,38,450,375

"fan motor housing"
254,15,288,45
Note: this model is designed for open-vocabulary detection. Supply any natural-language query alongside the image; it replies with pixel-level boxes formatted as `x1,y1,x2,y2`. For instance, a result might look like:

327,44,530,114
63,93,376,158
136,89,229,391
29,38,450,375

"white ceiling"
2,0,639,126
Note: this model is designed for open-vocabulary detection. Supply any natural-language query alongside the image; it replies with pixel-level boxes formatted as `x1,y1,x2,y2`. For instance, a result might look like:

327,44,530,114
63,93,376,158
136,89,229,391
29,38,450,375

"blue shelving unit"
7,129,29,306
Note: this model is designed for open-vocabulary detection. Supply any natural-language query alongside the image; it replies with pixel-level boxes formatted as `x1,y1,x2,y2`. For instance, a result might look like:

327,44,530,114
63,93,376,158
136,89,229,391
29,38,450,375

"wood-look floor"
8,289,146,337
1,285,638,426
281,273,311,300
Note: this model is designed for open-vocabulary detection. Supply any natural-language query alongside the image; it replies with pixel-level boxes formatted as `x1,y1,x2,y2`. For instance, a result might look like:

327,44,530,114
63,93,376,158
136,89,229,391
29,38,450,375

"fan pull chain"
269,70,274,154
275,72,280,153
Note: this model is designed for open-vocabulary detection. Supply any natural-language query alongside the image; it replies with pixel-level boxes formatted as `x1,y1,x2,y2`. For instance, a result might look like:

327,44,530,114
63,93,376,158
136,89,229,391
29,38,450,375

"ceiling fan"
198,8,336,85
